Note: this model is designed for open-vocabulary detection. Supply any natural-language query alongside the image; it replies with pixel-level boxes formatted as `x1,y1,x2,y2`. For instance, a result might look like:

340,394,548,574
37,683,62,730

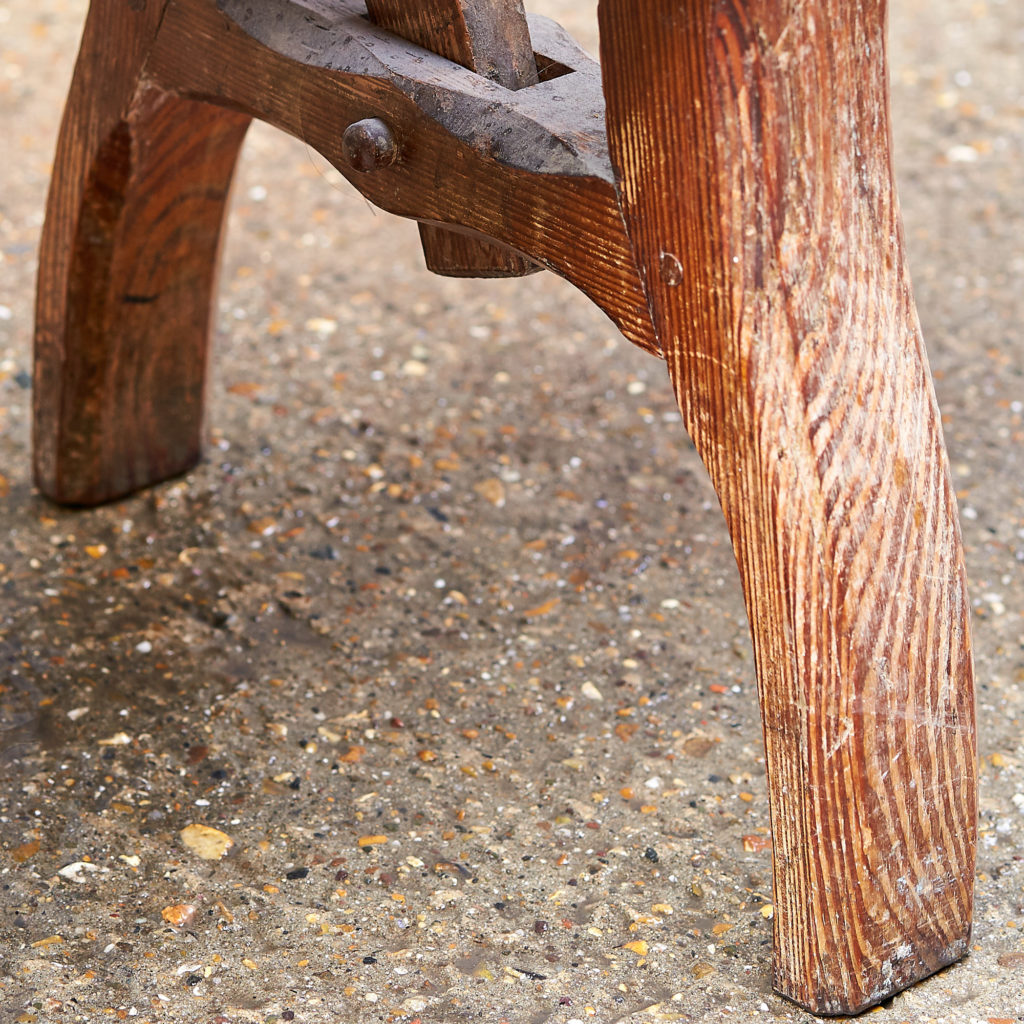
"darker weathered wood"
34,0,249,505
365,0,541,277
148,0,656,351
599,0,977,1013
365,0,536,88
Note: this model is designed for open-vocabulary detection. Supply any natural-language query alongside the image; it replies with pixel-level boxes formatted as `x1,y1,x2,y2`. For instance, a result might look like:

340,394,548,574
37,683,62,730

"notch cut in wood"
365,0,541,277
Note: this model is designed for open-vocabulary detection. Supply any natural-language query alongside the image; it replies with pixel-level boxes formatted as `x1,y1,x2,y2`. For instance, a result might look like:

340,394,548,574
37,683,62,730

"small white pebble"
402,359,429,377
947,144,979,163
97,732,132,746
58,861,109,883
305,317,338,335
135,640,152,654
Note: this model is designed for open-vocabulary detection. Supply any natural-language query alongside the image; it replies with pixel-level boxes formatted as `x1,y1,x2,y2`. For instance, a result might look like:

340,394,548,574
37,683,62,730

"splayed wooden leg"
599,0,977,1013
34,0,248,506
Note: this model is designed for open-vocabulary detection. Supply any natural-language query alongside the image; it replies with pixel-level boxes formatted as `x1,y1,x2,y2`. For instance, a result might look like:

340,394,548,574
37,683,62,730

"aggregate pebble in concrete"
1,2,1022,1023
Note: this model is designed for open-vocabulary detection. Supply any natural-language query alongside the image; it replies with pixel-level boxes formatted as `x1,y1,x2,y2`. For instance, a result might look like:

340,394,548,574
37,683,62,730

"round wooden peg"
341,117,399,173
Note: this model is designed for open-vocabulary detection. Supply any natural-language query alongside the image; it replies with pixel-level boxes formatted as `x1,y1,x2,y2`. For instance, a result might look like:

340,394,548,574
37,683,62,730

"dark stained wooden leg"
34,0,249,506
599,0,976,1014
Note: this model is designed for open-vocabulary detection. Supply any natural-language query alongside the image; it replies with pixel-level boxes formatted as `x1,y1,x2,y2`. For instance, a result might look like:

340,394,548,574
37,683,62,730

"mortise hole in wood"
532,51,574,83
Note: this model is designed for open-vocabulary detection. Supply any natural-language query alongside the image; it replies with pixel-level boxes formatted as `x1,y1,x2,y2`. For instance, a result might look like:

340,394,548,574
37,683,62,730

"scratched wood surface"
365,0,540,276
599,0,977,1012
33,2,249,505
151,0,655,352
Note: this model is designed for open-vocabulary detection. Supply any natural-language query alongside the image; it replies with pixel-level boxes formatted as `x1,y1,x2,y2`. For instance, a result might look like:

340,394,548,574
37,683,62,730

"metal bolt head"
341,118,399,173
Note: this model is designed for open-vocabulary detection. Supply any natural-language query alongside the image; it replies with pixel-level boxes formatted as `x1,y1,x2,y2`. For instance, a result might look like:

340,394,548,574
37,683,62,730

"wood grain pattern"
35,0,658,506
365,0,536,88
35,0,978,1012
599,0,977,1013
34,0,249,505
365,0,540,277
148,0,656,351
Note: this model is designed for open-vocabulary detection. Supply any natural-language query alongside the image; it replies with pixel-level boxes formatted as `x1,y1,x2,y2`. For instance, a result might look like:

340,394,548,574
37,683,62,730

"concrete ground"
1,1,1022,1022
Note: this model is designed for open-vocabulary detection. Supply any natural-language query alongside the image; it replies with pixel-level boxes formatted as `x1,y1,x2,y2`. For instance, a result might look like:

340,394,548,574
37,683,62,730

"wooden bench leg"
599,0,977,1014
34,0,249,506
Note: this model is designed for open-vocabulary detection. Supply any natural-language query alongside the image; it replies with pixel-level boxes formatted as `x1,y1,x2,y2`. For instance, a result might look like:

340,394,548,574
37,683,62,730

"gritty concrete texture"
1,2,1022,1022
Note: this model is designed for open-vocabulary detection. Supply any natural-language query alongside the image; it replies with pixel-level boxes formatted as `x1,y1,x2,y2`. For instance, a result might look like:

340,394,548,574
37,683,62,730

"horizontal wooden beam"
148,0,658,355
